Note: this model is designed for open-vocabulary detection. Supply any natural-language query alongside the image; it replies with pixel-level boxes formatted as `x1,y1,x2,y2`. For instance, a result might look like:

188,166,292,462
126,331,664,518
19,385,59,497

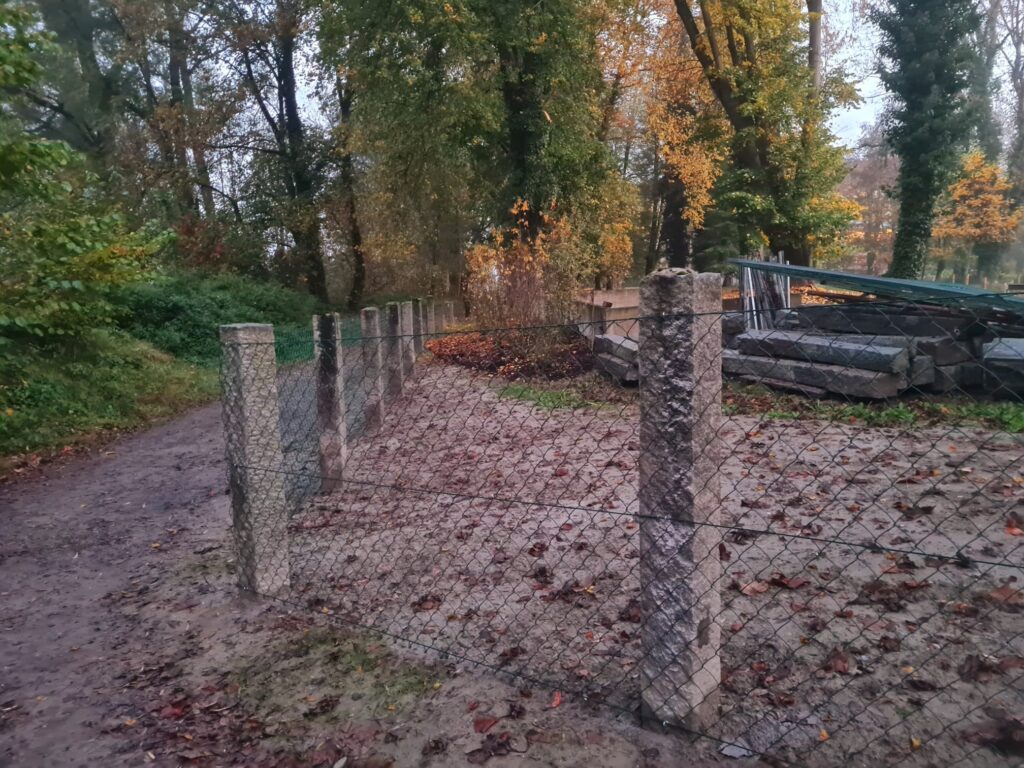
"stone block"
723,349,906,399
736,329,910,374
594,334,639,363
595,352,638,383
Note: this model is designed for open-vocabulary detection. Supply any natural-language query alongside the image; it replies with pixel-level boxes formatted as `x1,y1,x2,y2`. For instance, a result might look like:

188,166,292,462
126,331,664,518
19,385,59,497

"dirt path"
0,404,231,767
0,403,699,768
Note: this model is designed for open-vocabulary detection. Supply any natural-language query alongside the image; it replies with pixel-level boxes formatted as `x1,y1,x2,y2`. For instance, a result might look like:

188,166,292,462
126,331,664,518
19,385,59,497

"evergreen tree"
871,0,981,279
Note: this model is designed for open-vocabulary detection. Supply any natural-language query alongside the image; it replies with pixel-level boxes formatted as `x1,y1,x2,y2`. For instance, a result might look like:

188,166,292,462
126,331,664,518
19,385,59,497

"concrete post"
384,302,404,398
219,323,290,594
637,269,723,732
313,314,346,492
445,301,456,328
400,300,416,378
360,307,385,431
426,300,437,337
412,298,426,354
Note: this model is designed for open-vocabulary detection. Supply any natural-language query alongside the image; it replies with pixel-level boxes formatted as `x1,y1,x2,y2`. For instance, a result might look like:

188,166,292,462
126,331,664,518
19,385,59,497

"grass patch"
0,330,218,458
723,381,1024,432
232,625,440,723
499,383,597,410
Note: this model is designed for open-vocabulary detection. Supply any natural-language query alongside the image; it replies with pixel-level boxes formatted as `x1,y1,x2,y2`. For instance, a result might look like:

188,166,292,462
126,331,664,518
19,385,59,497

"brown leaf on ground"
878,635,901,653
769,573,809,590
466,732,526,765
962,714,1024,756
422,738,447,757
412,594,443,612
823,648,850,674
986,584,1024,610
473,716,499,734
738,580,770,596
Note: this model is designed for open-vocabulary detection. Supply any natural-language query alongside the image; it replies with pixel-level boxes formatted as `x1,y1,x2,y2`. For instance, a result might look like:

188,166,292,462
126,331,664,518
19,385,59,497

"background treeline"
3,0,1024,456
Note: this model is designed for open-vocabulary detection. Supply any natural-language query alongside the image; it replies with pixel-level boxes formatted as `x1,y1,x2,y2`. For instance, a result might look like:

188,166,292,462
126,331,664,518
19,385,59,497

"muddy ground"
2,356,1022,767
0,401,714,768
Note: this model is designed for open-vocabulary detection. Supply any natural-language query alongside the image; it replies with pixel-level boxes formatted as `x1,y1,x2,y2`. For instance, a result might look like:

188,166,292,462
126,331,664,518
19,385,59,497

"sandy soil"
289,360,1024,768
0,401,719,768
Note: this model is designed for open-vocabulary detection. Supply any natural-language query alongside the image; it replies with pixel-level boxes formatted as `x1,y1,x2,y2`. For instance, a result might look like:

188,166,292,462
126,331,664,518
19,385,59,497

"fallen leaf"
818,728,830,742
412,594,443,612
769,573,809,590
739,581,770,596
473,716,499,734
823,648,850,675
548,691,562,709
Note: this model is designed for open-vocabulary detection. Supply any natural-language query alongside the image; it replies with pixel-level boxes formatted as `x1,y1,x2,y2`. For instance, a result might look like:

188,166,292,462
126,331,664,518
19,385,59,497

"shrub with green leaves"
0,1,163,343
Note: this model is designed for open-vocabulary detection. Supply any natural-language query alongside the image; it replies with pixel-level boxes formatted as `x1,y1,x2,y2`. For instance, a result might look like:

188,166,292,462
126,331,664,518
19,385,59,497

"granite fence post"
360,307,385,431
313,313,346,492
412,298,426,354
637,269,723,732
400,300,416,378
426,300,437,337
384,302,404,398
219,323,290,594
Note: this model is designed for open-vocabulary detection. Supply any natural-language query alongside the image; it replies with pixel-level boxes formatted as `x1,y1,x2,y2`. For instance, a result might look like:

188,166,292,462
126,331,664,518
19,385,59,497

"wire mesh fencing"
219,286,1023,767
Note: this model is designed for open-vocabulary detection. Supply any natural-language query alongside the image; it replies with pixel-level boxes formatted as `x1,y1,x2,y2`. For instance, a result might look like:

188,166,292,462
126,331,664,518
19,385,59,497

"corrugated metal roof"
731,260,1024,317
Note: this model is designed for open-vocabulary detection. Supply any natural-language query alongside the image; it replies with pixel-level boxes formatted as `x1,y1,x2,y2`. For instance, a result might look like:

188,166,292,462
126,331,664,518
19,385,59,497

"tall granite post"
426,300,437,337
219,323,290,594
637,268,723,731
400,300,416,378
313,313,346,492
384,302,404,398
445,301,456,328
412,298,426,354
360,307,385,431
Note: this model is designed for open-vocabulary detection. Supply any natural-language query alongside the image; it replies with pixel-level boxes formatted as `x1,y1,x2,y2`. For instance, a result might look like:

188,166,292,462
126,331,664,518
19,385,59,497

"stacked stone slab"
724,303,1001,398
593,334,639,383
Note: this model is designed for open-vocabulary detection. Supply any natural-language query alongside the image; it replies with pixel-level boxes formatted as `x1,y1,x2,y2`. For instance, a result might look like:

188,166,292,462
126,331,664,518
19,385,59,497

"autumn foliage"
426,330,592,379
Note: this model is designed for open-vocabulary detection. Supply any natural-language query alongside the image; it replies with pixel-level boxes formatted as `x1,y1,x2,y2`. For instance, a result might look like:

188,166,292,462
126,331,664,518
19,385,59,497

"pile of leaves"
427,330,592,380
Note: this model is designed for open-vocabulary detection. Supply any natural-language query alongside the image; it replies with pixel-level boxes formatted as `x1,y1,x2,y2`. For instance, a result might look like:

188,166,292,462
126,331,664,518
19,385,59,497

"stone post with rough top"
219,323,290,594
313,313,346,492
384,302,404,398
638,268,723,731
400,300,416,377
426,300,437,337
360,307,385,431
412,298,426,354
446,301,456,328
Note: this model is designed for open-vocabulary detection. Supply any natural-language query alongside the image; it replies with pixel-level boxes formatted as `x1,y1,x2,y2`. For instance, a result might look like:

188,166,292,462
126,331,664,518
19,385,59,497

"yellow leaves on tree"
934,152,1023,246
643,3,727,230
465,202,573,328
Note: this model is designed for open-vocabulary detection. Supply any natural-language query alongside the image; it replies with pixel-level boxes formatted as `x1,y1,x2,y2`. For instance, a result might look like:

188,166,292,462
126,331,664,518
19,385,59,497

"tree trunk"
278,1,327,301
167,6,197,215
807,0,823,92
887,176,935,279
336,78,366,311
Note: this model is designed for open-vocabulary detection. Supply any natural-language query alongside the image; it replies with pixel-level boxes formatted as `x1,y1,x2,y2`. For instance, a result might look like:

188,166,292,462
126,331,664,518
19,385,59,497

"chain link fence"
219,282,1023,767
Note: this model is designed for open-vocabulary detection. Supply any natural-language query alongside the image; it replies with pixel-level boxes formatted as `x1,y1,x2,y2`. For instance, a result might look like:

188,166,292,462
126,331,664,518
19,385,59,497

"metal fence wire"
219,293,1024,768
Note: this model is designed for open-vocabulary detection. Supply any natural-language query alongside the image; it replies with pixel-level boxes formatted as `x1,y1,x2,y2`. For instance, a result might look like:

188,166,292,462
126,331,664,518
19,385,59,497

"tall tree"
1000,0,1024,200
871,0,981,279
668,0,855,266
933,151,1022,281
215,0,330,299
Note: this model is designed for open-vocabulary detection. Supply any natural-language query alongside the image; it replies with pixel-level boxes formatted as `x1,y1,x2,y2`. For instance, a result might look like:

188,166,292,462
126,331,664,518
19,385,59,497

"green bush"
0,330,217,457
111,272,324,365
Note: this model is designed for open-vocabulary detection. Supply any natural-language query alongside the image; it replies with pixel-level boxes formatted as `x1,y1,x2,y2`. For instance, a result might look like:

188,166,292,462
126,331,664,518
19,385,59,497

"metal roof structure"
731,259,1024,319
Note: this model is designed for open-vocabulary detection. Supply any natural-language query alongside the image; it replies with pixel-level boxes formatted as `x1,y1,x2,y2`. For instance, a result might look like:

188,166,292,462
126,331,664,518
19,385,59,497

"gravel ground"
289,359,1024,768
